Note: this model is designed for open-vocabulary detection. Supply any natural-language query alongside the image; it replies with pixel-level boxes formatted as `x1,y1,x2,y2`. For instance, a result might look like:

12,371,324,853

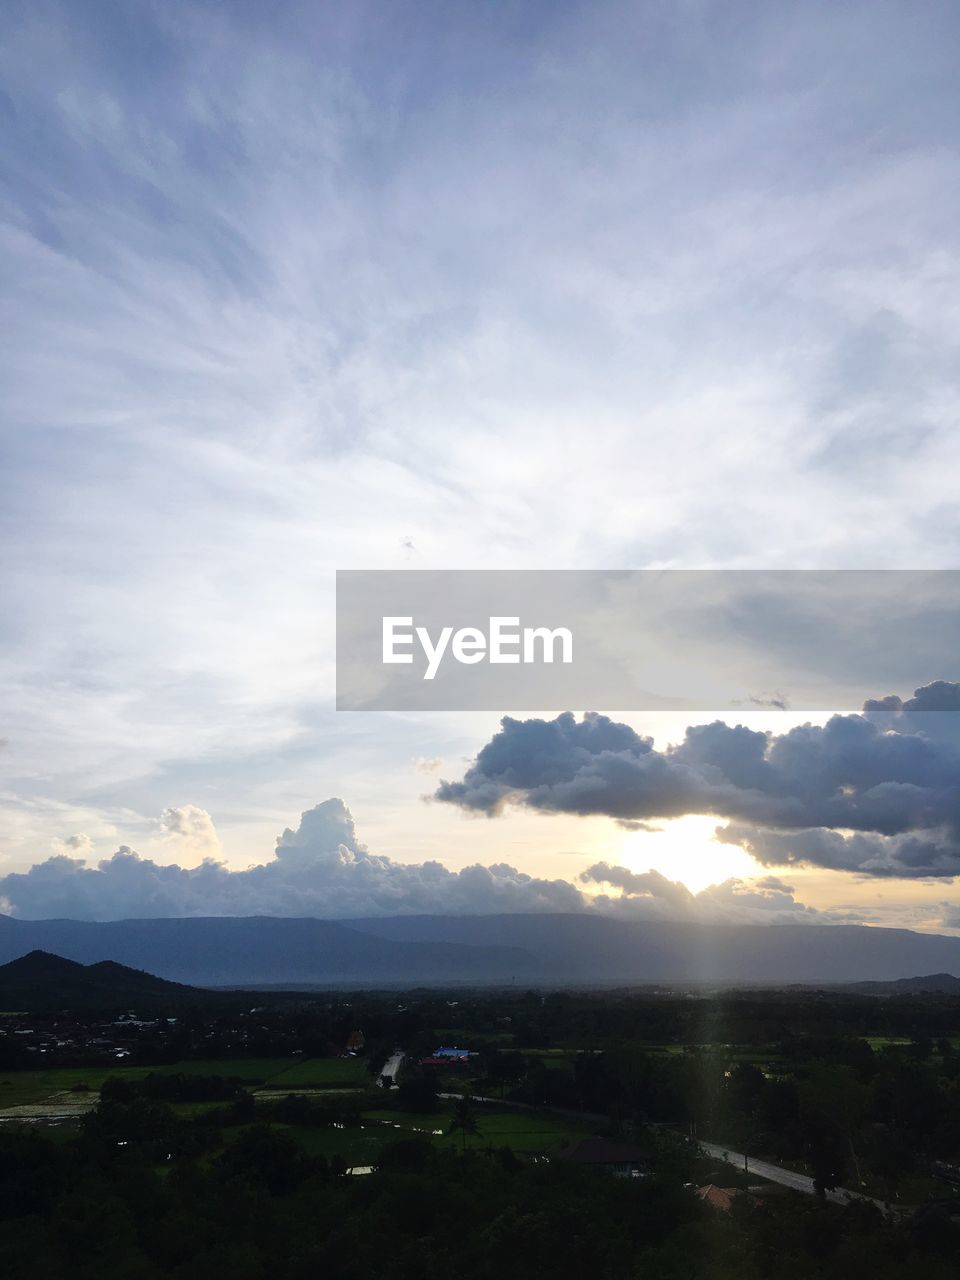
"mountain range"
2,912,960,986
0,914,532,986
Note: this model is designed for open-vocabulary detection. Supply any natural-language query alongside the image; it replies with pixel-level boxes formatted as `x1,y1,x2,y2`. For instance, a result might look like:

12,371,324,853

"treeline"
467,1038,960,1200
2,1110,960,1278
101,1073,247,1104
0,1000,390,1072
87,1076,378,1160
400,988,960,1050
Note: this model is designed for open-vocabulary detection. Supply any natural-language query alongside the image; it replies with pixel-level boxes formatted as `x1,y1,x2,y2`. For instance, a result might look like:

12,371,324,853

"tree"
482,1049,526,1098
727,1062,767,1122
804,1115,849,1203
397,1073,439,1113
216,1124,310,1195
801,1065,865,1188
447,1097,481,1154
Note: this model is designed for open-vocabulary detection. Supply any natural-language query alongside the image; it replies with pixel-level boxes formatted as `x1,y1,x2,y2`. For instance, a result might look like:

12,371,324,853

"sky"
2,0,960,930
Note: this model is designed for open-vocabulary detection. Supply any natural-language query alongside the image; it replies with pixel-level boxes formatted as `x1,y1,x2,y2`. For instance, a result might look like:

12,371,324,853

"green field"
0,1066,157,1108
167,1096,594,1169
0,1056,370,1111
276,1123,386,1165
262,1057,369,1089
363,1106,593,1154
268,1103,594,1167
431,1030,513,1045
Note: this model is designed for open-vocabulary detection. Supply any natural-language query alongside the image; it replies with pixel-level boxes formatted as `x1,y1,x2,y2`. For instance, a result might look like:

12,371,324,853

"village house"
559,1138,653,1178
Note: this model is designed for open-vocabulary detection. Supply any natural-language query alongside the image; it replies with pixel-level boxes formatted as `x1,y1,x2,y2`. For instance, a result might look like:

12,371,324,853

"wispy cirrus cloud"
2,2,960,892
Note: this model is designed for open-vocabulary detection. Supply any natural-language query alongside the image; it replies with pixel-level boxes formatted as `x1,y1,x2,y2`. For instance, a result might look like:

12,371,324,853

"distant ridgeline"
1,913,960,987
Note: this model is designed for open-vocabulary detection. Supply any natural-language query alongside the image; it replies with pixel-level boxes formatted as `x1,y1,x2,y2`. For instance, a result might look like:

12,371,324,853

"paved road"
380,1050,405,1085
699,1141,893,1213
439,1091,607,1125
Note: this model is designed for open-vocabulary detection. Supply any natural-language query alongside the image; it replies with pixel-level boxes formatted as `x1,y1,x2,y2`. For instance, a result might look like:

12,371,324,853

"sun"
618,815,757,894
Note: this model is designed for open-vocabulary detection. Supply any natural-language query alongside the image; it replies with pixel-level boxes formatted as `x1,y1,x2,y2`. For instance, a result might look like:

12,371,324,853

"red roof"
696,1185,748,1213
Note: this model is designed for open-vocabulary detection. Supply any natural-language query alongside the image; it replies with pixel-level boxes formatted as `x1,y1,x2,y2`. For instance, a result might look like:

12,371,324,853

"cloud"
51,833,94,857
752,875,795,894
2,1,960,857
579,863,834,925
413,757,444,775
157,804,222,860
743,691,790,711
3,0,960,932
716,824,960,880
0,797,833,925
434,682,960,878
581,862,694,901
0,799,582,921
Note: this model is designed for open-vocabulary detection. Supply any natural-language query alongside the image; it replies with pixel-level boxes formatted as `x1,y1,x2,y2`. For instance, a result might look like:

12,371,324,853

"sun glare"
620,815,758,895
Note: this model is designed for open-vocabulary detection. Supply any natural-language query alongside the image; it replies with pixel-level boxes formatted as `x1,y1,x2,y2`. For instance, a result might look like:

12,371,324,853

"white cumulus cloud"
0,797,838,925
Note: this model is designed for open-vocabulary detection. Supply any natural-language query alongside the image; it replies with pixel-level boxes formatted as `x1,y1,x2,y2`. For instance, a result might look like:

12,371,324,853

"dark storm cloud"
433,683,960,878
716,825,960,880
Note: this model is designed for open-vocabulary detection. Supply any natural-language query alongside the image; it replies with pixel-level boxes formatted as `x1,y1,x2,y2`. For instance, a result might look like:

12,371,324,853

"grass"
363,1109,450,1133
221,1100,596,1169
0,1056,369,1110
275,1123,387,1165
363,1104,593,1154
257,1101,596,1168
431,1030,513,1046
168,1101,237,1117
260,1058,369,1089
0,1063,600,1169
0,1067,149,1108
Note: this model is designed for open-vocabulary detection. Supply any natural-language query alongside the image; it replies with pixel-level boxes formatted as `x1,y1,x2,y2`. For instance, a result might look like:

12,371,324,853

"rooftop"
559,1138,653,1167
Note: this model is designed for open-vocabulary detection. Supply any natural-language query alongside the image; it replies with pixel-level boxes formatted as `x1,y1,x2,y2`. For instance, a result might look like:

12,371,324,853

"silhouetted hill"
1,950,81,983
1,913,959,987
0,949,199,1010
843,972,960,995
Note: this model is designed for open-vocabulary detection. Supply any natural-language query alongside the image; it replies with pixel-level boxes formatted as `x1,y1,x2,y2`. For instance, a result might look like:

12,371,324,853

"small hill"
0,949,200,1011
844,972,960,996
0,950,84,983
84,958,193,993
